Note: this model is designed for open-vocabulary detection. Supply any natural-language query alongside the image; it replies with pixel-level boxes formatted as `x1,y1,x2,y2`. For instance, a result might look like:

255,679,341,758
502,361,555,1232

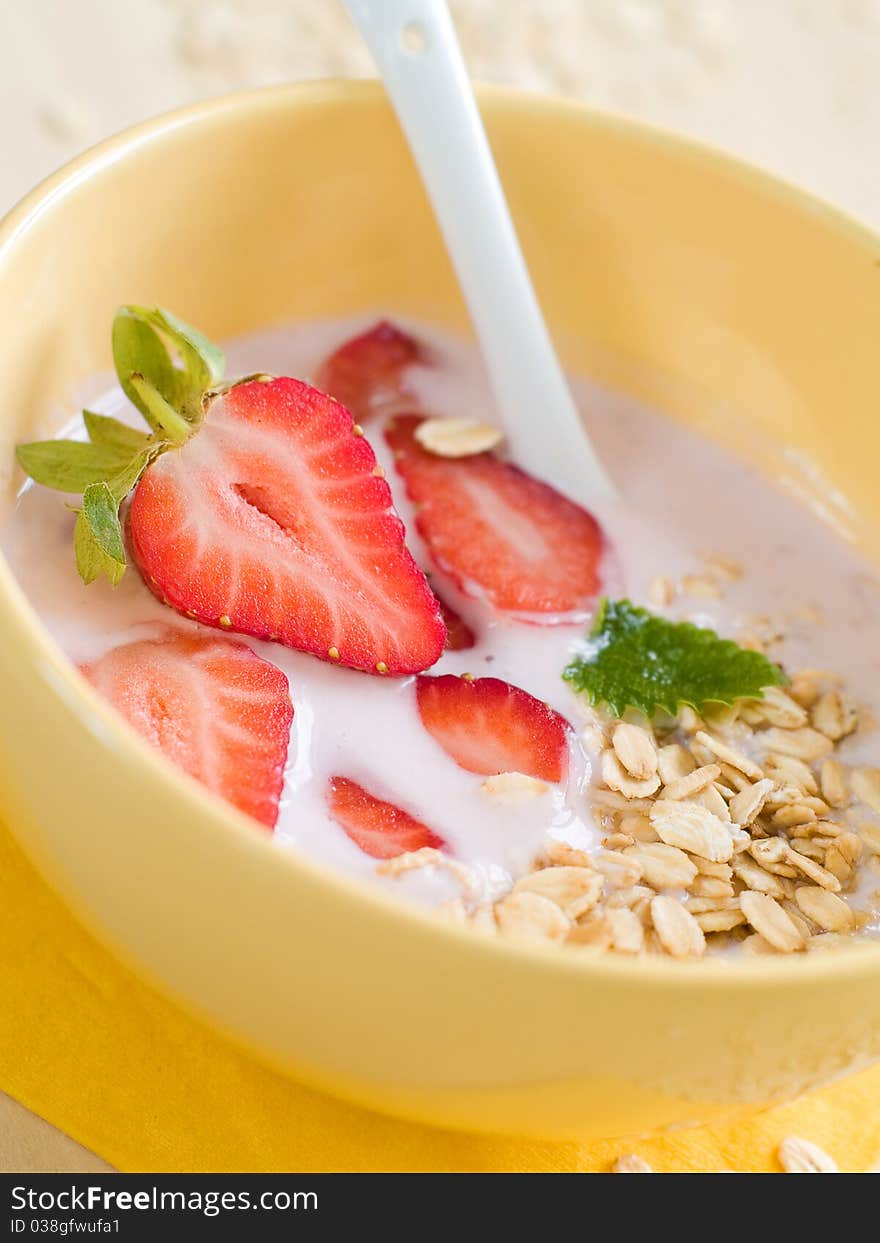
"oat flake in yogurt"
6,311,880,958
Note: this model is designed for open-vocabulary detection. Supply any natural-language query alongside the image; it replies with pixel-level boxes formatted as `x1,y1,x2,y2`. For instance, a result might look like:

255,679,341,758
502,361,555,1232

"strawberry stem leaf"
106,442,164,503
15,439,134,493
74,483,127,586
83,410,151,455
563,598,787,718
118,306,225,420
111,306,226,424
18,305,227,588
128,374,191,443
112,311,178,424
136,306,225,391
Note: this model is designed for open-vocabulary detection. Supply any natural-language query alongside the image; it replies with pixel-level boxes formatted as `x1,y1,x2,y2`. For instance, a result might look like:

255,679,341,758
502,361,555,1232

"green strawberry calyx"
16,306,228,586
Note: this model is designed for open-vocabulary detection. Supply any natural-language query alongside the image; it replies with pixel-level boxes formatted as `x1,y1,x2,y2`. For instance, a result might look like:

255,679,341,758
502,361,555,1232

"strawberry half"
386,415,605,618
327,775,446,859
81,631,293,828
416,674,571,782
16,307,446,677
316,321,421,422
129,377,446,676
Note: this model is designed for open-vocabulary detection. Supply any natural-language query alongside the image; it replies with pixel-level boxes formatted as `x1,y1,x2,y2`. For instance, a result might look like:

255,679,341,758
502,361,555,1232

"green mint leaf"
83,410,151,455
112,310,179,424
16,439,132,493
74,483,126,586
563,598,786,718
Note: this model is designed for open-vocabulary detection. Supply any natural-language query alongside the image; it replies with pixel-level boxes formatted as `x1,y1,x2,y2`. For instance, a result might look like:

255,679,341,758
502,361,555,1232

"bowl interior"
1,82,880,1139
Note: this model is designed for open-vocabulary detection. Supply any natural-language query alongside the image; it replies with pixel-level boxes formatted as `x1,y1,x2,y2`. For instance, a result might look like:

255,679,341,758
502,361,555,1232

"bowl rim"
1,76,879,991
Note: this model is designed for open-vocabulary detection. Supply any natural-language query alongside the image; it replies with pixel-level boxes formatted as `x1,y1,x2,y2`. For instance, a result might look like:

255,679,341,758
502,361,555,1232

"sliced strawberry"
81,631,293,829
386,415,604,618
434,587,476,651
316,321,421,422
327,775,446,859
416,674,571,782
128,378,446,676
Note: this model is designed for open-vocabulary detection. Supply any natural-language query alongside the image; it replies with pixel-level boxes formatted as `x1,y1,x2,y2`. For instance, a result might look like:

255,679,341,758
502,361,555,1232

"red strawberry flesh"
386,414,604,618
434,588,476,651
416,674,571,782
316,321,421,422
81,631,293,828
128,377,446,676
327,775,446,859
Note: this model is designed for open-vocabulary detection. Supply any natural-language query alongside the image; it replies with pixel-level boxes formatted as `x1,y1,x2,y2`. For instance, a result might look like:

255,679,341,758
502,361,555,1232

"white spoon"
343,0,616,503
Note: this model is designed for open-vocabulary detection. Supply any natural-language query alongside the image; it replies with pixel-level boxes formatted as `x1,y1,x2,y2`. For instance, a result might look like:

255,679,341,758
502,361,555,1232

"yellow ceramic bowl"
1,82,879,1142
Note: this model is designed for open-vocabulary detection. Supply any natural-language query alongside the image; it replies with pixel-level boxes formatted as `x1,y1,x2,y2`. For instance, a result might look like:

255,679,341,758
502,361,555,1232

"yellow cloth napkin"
1,821,878,1173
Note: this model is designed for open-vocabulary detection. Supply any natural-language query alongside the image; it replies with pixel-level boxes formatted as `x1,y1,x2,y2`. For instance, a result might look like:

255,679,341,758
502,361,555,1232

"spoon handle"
343,0,616,502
